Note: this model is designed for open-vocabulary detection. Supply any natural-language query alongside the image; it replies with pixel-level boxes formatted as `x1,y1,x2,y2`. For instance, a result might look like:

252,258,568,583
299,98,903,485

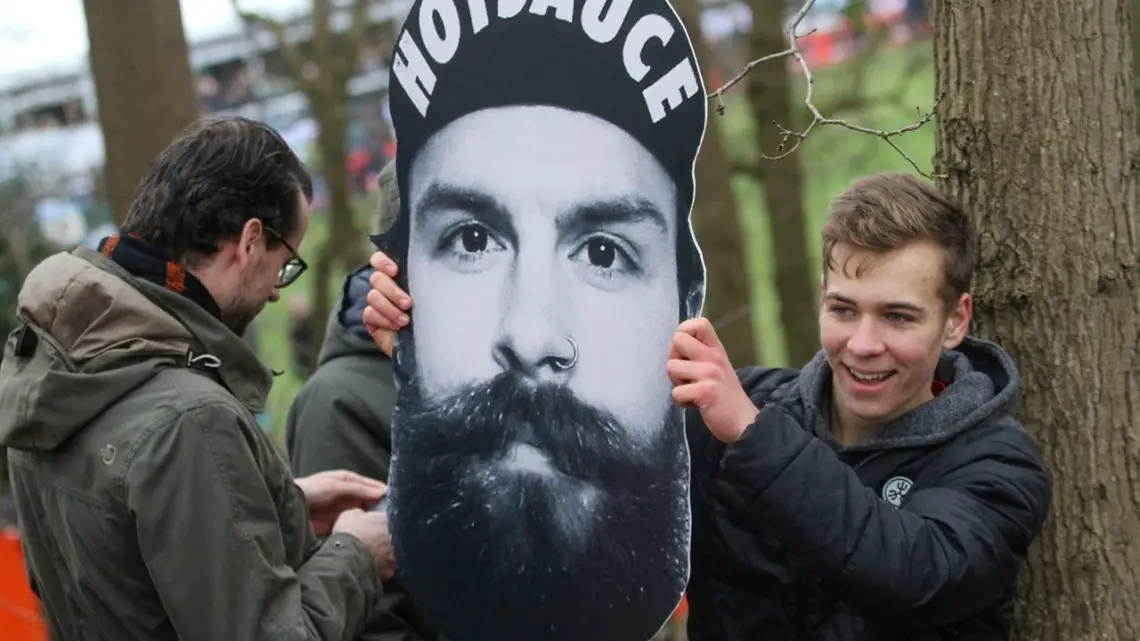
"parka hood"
316,265,388,365
0,247,272,451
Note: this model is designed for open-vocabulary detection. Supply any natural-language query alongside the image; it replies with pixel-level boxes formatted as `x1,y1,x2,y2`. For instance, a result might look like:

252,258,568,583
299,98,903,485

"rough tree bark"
235,0,371,356
83,0,200,224
674,0,759,365
746,0,819,367
1133,0,1140,124
932,1,1140,639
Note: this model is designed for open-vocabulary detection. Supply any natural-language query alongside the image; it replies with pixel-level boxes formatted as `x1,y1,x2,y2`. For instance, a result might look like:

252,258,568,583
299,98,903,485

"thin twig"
712,303,753,332
705,30,818,116
706,0,944,179
765,91,944,178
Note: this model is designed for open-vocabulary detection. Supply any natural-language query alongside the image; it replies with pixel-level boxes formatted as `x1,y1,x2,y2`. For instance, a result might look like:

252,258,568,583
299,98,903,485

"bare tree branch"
310,0,333,73
706,0,944,179
812,53,933,172
230,0,317,94
712,303,754,332
332,0,372,80
803,22,924,124
232,0,373,95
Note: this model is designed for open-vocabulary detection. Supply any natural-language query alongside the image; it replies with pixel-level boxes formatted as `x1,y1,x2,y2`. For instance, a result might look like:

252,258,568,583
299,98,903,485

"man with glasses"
265,225,309,287
0,115,397,641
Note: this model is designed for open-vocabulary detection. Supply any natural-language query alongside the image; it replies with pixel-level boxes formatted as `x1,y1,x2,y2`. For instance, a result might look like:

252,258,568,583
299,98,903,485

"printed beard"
387,370,690,641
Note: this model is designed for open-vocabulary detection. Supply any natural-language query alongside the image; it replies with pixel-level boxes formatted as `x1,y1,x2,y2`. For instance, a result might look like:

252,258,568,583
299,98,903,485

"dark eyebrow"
413,182,517,246
556,196,670,238
412,182,669,246
824,292,925,314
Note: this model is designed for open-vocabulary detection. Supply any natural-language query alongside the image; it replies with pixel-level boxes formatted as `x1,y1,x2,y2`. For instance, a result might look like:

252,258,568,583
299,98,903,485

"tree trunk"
932,1,1140,639
309,239,336,378
310,98,365,355
1132,0,1140,127
83,0,200,225
746,0,820,367
674,0,759,365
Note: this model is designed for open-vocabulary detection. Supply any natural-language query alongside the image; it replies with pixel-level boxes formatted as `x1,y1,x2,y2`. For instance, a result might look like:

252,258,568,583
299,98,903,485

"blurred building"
0,0,906,218
0,0,413,194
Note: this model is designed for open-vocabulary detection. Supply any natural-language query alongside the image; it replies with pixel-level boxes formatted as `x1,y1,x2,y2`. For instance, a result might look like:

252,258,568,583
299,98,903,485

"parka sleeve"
126,402,382,641
286,369,435,641
286,368,392,487
715,402,1052,629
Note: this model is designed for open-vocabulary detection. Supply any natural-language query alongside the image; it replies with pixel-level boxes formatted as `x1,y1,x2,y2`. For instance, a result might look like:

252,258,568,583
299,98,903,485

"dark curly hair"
120,115,313,267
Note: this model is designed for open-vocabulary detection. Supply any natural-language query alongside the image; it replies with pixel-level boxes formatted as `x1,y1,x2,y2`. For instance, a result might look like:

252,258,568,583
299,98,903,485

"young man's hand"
362,251,411,355
667,318,759,443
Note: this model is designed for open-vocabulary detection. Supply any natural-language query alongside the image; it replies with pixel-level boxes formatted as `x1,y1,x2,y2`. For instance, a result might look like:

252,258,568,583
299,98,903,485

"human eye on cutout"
568,233,643,289
435,220,507,272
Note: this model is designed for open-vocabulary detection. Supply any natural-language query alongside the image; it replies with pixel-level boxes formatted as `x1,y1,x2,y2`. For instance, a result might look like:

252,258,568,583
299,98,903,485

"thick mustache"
395,372,634,483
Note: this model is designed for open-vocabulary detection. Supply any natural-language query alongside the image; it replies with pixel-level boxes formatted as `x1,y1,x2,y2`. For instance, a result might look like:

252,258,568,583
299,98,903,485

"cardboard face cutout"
374,1,708,640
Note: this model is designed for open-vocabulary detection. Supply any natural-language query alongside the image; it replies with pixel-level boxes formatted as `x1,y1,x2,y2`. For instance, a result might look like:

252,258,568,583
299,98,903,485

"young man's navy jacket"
685,336,1052,641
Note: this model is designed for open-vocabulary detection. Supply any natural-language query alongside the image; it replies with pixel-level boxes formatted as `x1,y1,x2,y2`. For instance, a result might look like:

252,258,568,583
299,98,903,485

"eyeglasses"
262,225,307,288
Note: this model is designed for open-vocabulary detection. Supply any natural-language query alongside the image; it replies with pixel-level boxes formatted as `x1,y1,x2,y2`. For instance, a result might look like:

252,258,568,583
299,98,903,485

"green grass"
254,40,938,443
252,197,381,443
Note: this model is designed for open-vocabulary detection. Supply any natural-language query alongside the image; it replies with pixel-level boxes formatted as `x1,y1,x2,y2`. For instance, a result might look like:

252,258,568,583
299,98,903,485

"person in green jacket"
287,160,441,641
0,115,397,641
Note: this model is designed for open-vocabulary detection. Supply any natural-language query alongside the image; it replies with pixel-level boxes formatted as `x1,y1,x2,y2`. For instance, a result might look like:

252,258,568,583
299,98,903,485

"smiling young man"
667,172,1053,640
365,170,1053,641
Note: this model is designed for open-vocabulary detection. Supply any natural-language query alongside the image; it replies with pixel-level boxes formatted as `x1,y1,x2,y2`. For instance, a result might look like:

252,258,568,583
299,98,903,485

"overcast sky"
0,0,308,83
0,0,890,88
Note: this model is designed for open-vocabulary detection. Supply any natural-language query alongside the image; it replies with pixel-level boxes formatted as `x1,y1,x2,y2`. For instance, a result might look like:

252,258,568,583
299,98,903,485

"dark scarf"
96,234,222,320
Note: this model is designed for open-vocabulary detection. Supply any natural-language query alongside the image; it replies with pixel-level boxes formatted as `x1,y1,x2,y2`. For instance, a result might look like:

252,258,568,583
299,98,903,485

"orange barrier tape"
672,593,689,621
0,529,48,641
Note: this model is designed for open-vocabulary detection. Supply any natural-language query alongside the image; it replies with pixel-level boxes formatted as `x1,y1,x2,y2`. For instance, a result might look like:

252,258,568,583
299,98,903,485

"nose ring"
552,336,578,371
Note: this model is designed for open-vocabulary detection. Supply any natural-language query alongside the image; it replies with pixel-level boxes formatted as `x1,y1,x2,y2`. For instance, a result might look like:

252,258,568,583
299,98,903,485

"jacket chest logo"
881,476,914,508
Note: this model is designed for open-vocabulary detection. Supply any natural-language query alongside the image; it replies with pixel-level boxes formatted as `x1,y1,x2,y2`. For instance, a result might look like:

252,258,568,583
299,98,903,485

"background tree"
1133,0,1140,122
932,0,1140,638
742,0,821,366
82,0,200,224
710,0,938,365
0,171,56,496
675,0,759,364
233,0,373,354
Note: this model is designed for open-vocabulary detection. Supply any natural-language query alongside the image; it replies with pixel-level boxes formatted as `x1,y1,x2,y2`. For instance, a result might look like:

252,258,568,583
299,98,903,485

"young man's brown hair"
821,172,978,311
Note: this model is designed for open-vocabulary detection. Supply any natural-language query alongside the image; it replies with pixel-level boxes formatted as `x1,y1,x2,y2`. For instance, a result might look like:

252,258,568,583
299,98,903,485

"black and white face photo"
377,1,708,640
392,104,688,641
